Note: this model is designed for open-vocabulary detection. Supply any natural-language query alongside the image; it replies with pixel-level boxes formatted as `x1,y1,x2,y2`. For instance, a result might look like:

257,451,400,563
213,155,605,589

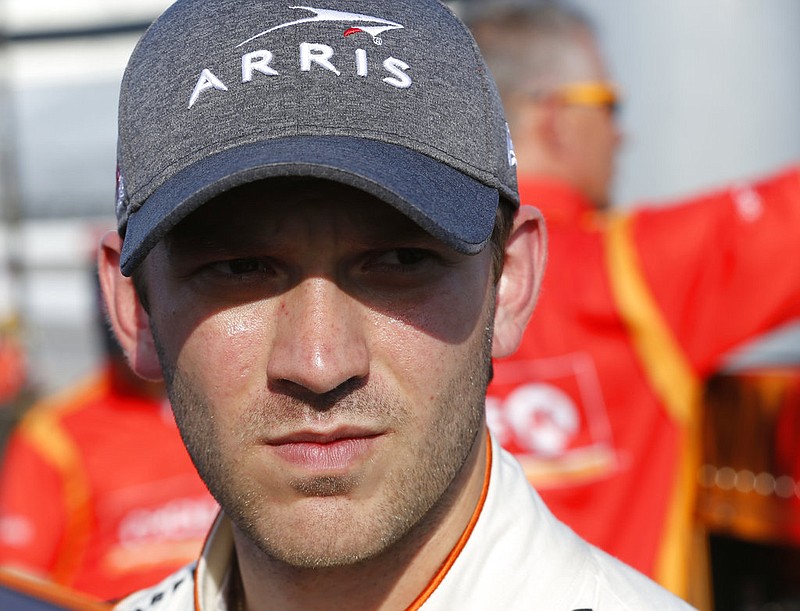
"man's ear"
97,231,164,381
492,205,547,358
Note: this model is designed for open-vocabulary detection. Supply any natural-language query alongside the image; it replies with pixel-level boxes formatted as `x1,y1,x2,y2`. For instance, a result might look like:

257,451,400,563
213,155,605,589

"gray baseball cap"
115,0,519,276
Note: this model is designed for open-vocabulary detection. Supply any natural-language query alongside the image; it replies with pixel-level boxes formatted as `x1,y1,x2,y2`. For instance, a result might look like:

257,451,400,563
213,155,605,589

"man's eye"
375,248,430,267
212,258,272,276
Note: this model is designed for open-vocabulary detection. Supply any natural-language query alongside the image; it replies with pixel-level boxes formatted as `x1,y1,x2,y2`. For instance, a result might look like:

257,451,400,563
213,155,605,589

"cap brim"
119,136,499,275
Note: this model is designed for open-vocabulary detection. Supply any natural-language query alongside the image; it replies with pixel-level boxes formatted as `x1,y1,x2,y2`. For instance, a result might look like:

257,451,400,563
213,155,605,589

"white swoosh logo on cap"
236,6,404,47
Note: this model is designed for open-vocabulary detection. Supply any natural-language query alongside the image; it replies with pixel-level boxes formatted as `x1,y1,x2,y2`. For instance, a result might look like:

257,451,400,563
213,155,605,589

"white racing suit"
114,434,695,610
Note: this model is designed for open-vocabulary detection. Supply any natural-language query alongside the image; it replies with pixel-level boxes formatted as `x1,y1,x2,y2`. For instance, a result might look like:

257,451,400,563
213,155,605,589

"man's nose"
266,277,369,397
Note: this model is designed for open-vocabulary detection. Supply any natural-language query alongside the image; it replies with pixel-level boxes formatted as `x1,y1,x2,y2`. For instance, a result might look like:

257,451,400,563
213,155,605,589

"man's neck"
232,433,489,611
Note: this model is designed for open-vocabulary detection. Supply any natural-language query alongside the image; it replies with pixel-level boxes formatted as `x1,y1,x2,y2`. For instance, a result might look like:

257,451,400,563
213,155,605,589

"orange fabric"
487,168,800,600
605,212,703,596
0,568,111,610
0,365,218,602
21,400,95,585
407,433,492,611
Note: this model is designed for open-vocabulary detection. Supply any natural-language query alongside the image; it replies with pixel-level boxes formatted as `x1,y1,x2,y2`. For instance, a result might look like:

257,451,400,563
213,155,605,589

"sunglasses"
552,81,621,115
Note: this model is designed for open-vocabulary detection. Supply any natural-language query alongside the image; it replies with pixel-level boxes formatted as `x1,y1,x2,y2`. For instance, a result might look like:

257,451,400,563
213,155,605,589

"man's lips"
266,430,382,471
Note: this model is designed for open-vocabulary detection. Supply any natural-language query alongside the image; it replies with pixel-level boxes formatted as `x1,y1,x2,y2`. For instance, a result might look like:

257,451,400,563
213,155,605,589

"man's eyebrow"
162,230,268,259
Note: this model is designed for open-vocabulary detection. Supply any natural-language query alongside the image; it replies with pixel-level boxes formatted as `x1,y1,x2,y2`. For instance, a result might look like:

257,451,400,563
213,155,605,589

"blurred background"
1,0,176,400
1,1,799,609
3,0,800,399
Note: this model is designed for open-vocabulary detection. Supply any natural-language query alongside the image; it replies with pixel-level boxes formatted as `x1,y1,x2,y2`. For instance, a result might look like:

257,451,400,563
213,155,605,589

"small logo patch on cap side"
115,165,127,221
506,123,517,168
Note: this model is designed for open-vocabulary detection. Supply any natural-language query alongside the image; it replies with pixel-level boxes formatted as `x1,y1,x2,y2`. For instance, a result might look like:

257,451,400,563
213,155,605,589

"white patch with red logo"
487,352,621,488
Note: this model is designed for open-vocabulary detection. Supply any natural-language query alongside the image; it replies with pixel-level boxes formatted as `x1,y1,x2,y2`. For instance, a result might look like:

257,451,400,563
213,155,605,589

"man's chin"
288,473,360,497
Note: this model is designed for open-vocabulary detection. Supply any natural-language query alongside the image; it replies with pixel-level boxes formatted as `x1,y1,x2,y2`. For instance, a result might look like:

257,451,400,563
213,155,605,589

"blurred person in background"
0,314,34,464
0,271,217,602
0,316,29,415
466,2,800,606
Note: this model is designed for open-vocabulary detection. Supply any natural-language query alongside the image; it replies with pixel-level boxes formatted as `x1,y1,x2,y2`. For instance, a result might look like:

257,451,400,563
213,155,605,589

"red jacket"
487,168,800,599
0,365,218,601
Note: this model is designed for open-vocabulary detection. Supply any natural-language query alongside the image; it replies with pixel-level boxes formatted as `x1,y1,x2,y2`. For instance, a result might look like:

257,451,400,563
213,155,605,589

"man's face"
139,178,495,568
565,102,621,210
